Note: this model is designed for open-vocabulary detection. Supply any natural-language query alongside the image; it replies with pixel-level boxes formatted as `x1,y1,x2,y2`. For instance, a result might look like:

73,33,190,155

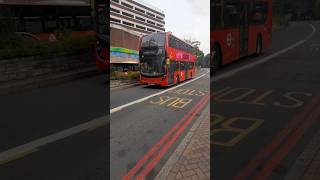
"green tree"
202,54,210,68
312,0,320,19
0,6,16,47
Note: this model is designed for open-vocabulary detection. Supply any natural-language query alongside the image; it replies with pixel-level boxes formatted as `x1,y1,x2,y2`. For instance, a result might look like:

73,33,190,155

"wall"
110,27,141,51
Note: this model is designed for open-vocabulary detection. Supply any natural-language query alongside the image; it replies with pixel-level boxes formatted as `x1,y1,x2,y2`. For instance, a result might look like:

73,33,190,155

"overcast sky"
141,0,210,54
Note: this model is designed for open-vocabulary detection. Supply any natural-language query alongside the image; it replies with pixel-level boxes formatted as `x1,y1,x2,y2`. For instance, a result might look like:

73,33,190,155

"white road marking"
0,116,108,165
211,24,316,83
110,69,210,114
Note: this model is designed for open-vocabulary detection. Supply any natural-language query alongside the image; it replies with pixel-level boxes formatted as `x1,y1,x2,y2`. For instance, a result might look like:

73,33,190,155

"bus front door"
168,62,174,85
239,3,249,57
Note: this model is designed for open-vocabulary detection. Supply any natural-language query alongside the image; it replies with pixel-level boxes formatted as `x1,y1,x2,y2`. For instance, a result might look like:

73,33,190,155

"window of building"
110,8,120,14
122,12,134,18
135,7,145,14
147,28,155,32
111,0,119,3
123,21,134,27
121,2,133,9
135,16,145,22
146,12,155,17
156,16,163,20
156,23,163,27
136,25,146,30
147,20,155,25
110,18,121,23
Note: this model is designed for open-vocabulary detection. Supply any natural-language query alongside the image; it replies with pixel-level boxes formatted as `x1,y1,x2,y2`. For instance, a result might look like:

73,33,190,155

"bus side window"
224,1,239,29
213,0,223,30
189,62,194,70
44,19,57,33
24,18,43,34
175,61,180,71
78,16,92,31
251,2,267,25
180,62,185,71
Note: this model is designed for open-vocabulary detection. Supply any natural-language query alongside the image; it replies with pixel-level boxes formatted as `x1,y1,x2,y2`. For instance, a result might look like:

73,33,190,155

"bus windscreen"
140,33,166,77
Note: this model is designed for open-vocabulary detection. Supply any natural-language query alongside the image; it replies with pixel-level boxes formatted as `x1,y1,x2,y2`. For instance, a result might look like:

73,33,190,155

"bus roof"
0,0,90,6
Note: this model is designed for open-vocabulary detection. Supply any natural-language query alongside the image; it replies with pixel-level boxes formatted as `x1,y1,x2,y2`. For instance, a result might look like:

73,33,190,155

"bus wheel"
255,35,262,56
211,44,221,75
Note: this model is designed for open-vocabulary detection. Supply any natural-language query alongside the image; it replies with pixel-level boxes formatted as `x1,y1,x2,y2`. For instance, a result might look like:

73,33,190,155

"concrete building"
110,0,165,36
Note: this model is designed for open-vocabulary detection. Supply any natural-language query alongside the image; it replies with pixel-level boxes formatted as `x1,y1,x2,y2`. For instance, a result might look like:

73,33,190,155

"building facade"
110,0,165,36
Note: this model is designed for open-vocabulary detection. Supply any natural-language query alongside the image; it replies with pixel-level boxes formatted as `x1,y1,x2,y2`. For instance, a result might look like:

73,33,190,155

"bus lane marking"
110,69,209,114
211,88,313,147
149,88,209,109
213,87,312,108
211,114,264,147
149,96,193,109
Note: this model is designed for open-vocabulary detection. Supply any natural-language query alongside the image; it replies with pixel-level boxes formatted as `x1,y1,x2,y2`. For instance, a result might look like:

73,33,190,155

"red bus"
0,2,95,41
139,32,197,86
94,1,108,72
211,0,272,74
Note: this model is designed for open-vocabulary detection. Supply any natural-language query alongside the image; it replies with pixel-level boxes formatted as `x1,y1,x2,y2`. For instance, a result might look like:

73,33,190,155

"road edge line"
0,116,107,165
154,104,210,180
211,23,316,83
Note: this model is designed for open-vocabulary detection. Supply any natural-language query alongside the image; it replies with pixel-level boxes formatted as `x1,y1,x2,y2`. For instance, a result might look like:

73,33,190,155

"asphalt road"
110,68,210,179
211,21,320,180
0,74,109,180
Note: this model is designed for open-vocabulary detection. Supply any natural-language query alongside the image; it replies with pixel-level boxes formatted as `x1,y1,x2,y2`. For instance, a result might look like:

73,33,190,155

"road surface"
0,75,108,180
211,21,320,180
111,69,210,179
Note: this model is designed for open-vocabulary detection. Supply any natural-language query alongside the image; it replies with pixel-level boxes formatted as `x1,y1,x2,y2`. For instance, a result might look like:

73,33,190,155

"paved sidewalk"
285,129,320,180
156,105,210,180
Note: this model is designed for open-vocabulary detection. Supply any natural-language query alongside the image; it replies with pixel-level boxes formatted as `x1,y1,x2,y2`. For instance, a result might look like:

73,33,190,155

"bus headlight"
166,58,170,65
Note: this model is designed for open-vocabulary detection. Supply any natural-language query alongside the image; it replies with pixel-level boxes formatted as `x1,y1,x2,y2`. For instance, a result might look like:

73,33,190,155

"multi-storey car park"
110,0,165,36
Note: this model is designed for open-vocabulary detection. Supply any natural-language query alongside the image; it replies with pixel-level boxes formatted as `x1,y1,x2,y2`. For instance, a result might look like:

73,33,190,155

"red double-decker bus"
139,32,197,86
211,0,272,74
94,0,108,72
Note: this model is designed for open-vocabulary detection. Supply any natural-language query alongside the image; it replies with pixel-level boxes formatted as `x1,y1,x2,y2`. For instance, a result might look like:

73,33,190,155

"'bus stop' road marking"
110,69,210,114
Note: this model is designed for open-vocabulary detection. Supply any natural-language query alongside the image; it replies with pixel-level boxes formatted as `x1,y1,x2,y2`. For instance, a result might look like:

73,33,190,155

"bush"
273,15,289,30
110,71,140,80
0,35,95,59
